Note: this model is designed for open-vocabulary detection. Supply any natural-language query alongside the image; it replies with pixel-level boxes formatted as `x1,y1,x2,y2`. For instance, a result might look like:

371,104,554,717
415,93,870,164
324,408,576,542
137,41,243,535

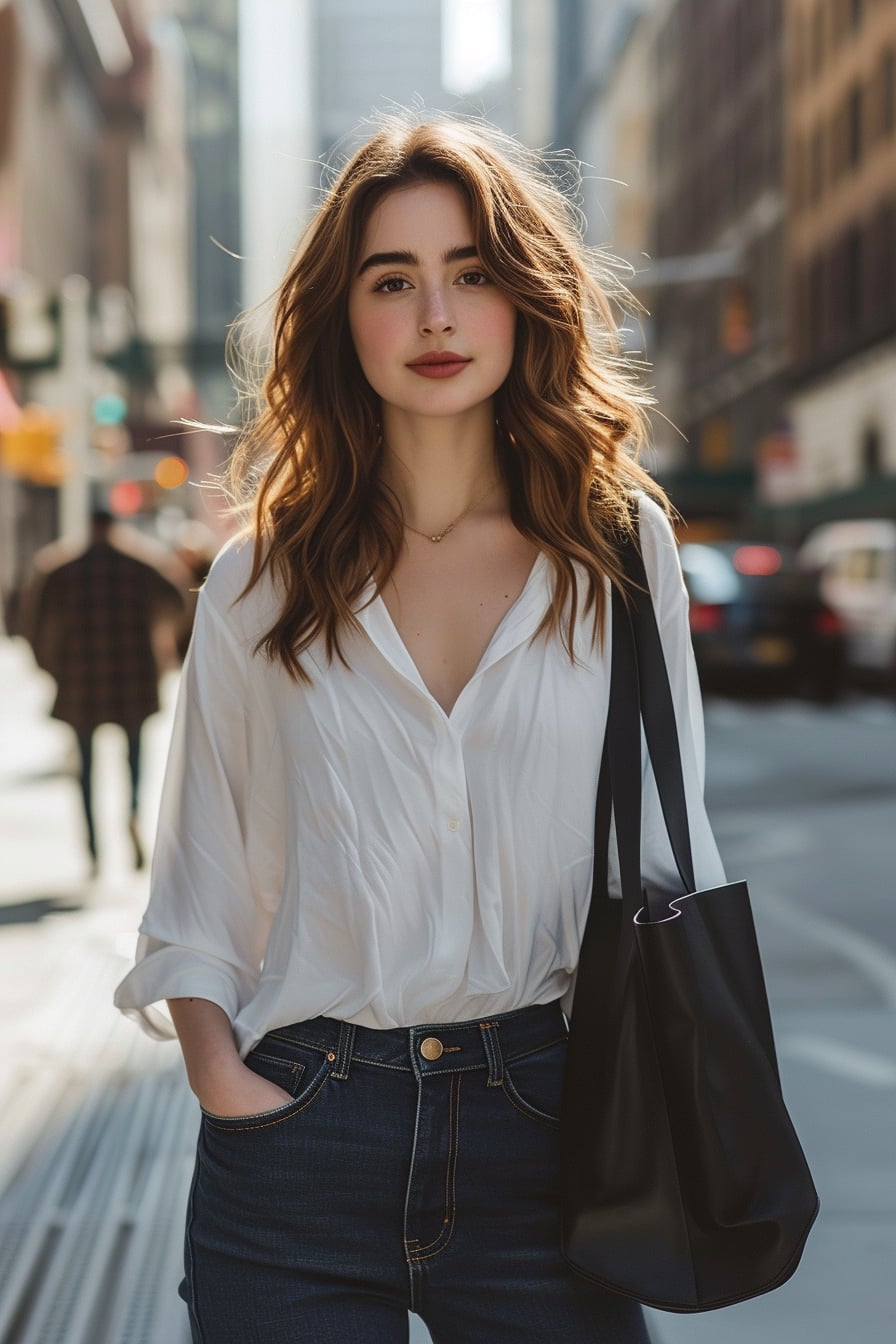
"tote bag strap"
618,534,697,896
588,522,698,931
595,583,643,925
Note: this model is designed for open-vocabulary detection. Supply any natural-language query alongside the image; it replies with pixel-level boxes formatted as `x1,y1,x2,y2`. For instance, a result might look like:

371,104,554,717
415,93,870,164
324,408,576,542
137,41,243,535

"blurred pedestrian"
115,114,726,1342
26,509,183,874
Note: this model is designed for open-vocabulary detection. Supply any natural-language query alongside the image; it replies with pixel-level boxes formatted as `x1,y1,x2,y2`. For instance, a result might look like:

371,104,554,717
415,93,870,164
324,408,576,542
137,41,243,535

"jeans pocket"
201,1039,330,1132
500,1035,567,1126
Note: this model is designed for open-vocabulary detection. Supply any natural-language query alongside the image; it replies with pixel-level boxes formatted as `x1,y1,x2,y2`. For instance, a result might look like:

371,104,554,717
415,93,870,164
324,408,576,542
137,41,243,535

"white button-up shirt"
114,496,726,1057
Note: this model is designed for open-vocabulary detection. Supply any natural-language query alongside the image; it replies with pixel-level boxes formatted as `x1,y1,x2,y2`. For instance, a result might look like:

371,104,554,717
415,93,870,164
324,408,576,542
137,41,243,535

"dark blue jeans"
181,1001,649,1342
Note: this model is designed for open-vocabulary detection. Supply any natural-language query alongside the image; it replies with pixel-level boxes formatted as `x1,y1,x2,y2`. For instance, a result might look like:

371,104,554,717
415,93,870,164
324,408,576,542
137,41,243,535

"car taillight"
689,602,724,633
733,545,782,576
814,607,843,636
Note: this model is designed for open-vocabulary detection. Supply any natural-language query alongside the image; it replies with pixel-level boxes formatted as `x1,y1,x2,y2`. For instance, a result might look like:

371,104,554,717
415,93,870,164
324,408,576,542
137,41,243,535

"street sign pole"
58,275,92,546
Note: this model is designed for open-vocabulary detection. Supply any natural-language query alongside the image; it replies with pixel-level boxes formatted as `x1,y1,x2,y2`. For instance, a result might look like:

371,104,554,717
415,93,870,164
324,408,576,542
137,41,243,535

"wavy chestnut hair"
229,112,668,681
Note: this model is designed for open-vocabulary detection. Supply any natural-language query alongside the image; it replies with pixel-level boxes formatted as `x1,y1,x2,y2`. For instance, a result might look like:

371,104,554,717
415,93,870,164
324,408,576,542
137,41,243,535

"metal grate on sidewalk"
0,911,197,1344
0,1068,196,1344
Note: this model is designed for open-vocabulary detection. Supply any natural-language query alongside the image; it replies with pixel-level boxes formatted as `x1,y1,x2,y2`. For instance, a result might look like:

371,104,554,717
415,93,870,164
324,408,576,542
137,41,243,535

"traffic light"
721,281,753,354
0,406,66,485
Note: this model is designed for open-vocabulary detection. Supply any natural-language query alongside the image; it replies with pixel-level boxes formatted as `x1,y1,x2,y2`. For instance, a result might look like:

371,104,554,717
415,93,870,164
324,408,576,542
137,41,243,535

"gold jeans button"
420,1036,444,1061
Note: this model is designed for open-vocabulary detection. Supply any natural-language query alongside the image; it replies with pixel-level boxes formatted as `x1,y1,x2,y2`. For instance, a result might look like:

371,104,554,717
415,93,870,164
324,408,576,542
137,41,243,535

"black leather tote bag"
560,536,819,1313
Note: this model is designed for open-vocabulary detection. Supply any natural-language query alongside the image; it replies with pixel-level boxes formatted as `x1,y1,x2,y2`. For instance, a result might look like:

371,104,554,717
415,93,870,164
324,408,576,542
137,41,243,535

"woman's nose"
418,287,454,336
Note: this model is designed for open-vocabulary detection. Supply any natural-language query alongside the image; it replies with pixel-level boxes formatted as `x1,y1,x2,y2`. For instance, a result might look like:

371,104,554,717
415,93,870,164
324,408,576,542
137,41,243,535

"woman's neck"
378,404,507,535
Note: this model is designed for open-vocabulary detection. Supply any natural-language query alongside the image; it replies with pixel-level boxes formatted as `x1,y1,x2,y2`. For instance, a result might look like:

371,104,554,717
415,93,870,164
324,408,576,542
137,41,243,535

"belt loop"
479,1021,504,1086
332,1021,356,1080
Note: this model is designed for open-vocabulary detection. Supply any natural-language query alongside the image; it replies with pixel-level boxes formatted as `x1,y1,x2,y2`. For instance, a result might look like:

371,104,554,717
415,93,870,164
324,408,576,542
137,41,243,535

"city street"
0,635,894,1343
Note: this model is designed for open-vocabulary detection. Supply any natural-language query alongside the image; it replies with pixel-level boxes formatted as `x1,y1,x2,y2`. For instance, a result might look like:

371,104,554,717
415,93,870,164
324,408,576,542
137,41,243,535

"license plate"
751,636,795,665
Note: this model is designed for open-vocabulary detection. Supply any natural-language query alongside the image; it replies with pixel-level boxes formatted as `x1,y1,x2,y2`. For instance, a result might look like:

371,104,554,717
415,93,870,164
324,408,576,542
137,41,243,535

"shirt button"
447,818,460,832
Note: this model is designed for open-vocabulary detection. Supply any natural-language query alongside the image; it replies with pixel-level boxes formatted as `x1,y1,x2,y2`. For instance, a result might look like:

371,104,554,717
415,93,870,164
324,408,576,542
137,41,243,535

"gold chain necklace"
403,479,499,543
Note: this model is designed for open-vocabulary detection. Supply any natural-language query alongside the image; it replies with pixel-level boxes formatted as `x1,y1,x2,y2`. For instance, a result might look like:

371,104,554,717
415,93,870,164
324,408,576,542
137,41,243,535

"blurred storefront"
784,0,896,528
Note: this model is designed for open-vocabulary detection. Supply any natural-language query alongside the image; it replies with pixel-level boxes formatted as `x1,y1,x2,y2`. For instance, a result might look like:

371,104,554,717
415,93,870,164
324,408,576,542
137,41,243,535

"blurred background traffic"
0,3,894,1343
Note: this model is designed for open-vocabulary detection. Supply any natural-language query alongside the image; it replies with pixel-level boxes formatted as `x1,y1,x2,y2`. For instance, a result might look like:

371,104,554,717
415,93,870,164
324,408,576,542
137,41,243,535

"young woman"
115,114,726,1342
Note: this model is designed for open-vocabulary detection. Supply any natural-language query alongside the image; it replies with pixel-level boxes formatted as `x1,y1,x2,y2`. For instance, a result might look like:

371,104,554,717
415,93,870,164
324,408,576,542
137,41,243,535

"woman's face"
347,181,516,423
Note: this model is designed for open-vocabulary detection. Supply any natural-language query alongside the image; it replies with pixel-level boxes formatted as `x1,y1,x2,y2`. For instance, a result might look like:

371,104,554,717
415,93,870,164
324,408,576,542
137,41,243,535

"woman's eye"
372,276,410,294
458,270,489,286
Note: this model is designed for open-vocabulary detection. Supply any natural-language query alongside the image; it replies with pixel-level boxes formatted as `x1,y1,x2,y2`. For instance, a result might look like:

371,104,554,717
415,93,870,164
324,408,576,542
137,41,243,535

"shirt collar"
352,551,551,712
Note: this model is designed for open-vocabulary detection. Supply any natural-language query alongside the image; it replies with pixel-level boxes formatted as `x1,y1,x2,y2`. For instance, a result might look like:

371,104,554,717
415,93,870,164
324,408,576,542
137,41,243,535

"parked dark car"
679,541,846,699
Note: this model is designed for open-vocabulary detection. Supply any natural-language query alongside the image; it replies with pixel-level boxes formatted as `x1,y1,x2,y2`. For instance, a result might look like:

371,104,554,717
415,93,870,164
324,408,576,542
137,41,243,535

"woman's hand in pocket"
167,998,294,1118
196,1061,293,1118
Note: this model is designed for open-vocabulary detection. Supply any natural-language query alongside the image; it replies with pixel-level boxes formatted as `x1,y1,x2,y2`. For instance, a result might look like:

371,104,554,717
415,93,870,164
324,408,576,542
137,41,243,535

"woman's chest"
380,536,541,716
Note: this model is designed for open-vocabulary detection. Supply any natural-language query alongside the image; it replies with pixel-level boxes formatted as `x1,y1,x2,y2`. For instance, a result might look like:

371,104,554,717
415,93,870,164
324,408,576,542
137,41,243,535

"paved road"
646,693,896,1344
1,636,893,1342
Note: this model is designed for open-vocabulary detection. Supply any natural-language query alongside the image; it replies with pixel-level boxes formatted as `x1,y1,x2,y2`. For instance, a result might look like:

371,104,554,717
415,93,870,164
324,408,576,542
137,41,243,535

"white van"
798,520,896,689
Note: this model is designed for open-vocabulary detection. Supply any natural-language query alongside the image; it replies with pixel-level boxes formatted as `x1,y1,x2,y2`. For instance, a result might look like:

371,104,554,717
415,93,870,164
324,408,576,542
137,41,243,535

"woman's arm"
167,997,291,1116
115,544,286,1053
636,496,728,895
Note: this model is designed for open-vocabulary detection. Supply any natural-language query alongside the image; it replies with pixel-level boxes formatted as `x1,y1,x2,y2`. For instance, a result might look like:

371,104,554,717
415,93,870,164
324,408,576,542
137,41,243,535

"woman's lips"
406,354,471,379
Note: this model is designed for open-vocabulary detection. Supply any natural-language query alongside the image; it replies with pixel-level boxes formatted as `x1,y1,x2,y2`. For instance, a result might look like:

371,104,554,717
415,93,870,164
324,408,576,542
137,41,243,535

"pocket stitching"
500,1074,562,1126
500,1037,567,1126
202,1070,328,1132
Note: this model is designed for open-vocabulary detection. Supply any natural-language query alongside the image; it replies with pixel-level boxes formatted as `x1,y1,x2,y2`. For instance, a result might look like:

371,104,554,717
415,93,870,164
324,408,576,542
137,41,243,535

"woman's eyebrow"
356,244,479,277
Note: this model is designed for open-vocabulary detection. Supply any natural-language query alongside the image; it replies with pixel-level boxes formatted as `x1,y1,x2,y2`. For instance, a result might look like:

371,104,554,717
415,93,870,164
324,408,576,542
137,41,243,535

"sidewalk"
0,637,194,1344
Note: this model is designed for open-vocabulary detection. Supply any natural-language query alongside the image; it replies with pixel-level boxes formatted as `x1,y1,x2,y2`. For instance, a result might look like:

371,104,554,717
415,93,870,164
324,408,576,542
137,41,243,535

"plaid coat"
29,541,184,734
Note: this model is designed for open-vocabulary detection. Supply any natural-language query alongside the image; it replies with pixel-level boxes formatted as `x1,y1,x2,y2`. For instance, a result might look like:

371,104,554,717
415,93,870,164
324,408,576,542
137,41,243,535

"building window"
883,50,895,138
846,227,862,330
812,1,825,75
862,425,882,478
811,124,825,200
848,85,863,169
791,8,805,87
881,200,896,314
792,138,805,211
809,255,825,355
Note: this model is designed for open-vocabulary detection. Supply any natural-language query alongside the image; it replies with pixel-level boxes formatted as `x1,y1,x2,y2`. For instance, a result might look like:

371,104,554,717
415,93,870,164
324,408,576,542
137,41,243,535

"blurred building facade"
648,0,787,521
179,0,241,418
552,2,665,459
238,0,557,312
238,0,449,315
316,0,445,157
555,0,786,509
553,0,896,536
787,0,896,512
0,0,202,608
510,0,557,150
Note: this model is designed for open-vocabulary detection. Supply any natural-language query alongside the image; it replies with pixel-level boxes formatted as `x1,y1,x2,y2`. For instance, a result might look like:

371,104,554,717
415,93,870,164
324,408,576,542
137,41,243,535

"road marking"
704,695,895,727
712,818,810,857
709,815,896,1011
754,886,896,1012
779,1034,896,1089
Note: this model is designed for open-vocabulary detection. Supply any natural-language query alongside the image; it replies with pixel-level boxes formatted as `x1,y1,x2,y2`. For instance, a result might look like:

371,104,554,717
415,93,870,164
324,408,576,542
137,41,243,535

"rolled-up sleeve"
114,555,284,1039
636,496,728,897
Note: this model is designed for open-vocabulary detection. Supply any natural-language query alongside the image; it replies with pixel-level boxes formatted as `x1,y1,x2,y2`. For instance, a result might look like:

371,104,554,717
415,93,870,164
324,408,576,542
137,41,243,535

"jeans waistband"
262,1000,568,1081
